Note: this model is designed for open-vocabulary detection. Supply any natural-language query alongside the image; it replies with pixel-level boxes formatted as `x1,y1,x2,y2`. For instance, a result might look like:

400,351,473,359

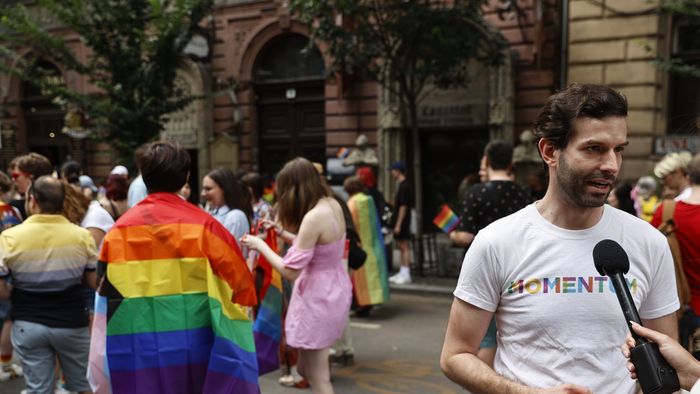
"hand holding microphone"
593,239,680,394
622,322,700,391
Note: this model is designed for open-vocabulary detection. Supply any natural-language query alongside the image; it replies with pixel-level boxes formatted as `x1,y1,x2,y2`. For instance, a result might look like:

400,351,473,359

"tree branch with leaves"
290,0,508,237
0,0,214,166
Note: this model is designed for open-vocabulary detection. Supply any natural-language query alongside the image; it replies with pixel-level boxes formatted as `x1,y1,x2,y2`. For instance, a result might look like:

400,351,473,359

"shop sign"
654,136,700,155
418,103,488,128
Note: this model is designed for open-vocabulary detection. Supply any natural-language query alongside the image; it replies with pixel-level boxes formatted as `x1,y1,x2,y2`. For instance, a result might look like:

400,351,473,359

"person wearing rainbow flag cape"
88,141,259,394
343,176,390,313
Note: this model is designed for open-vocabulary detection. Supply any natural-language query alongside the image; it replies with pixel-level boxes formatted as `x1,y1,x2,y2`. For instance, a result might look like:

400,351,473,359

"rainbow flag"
347,193,389,306
433,204,459,233
337,147,351,158
88,193,259,394
252,229,283,375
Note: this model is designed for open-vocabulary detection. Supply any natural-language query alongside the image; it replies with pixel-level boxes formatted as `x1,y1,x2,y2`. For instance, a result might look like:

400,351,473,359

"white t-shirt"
127,175,147,208
676,186,692,202
81,201,115,238
454,204,679,394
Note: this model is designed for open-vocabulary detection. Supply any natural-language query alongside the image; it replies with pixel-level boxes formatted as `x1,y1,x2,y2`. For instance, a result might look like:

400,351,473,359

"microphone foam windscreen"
593,239,630,275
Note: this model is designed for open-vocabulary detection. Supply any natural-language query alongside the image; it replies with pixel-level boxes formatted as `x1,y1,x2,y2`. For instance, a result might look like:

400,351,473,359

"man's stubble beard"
556,153,615,208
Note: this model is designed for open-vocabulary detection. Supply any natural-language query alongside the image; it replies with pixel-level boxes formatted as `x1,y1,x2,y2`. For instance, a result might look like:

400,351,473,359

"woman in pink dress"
241,157,352,394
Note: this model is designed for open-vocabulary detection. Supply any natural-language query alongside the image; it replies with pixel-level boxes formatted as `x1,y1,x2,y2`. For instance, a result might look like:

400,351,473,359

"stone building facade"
568,0,668,179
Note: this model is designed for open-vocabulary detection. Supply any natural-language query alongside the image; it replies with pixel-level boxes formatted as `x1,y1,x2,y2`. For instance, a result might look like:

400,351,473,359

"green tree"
0,0,213,165
654,0,700,77
290,0,508,238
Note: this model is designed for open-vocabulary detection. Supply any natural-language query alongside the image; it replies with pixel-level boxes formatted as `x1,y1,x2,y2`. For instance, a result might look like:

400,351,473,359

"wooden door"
256,80,325,175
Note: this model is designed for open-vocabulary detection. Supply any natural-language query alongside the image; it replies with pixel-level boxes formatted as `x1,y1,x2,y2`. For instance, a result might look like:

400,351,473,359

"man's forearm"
449,230,475,247
443,352,533,394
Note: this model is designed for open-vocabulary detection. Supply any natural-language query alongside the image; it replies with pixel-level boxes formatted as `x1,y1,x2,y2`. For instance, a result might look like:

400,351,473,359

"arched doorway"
21,61,81,166
253,34,325,175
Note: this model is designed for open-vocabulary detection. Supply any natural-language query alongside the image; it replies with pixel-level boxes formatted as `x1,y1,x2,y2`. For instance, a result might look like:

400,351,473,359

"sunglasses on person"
10,171,31,181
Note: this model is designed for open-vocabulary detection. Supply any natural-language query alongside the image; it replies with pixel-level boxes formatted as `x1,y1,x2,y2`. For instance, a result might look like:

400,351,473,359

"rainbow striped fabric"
336,147,351,158
433,204,460,233
252,230,283,375
88,193,259,394
347,193,389,306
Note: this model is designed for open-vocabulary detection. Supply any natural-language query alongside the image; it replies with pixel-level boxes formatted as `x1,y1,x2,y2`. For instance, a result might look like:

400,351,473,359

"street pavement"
0,291,460,394
260,291,460,394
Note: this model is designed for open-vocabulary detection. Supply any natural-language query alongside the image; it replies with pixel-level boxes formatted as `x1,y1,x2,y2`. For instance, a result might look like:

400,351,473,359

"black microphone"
593,239,679,394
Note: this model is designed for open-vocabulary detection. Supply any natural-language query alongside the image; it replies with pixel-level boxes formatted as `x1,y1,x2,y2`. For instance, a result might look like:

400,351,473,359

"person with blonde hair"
242,157,352,394
651,153,700,349
654,151,693,201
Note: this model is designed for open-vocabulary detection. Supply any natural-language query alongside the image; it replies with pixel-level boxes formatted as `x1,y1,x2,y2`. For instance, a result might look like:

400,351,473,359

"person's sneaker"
9,363,22,377
3,363,22,378
0,370,11,382
279,373,308,388
278,374,295,387
388,272,403,284
392,274,412,285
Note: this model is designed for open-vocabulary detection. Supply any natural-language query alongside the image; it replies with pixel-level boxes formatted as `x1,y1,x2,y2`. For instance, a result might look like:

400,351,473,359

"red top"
652,201,700,314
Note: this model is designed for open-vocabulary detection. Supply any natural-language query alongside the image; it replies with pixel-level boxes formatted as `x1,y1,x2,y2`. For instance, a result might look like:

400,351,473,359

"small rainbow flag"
433,204,460,233
252,228,283,375
337,147,351,158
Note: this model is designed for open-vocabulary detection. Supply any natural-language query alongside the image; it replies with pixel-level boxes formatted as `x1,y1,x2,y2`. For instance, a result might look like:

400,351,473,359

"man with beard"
441,84,679,394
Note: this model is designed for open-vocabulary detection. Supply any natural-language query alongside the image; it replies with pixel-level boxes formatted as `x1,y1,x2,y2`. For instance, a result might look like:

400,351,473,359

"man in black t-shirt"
449,140,530,367
451,141,530,247
388,161,413,285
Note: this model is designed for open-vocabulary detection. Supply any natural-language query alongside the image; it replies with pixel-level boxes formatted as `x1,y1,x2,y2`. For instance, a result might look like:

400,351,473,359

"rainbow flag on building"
433,204,459,233
347,193,389,306
88,193,259,394
252,229,283,375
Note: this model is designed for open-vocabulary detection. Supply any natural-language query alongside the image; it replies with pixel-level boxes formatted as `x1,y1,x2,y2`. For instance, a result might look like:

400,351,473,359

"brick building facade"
0,0,697,224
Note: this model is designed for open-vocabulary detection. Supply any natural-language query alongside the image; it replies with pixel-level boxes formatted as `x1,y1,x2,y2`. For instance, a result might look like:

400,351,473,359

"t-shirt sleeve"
453,233,501,312
649,204,663,228
283,245,314,270
224,210,250,245
81,203,115,234
458,187,479,234
84,233,98,271
0,236,9,278
638,238,680,319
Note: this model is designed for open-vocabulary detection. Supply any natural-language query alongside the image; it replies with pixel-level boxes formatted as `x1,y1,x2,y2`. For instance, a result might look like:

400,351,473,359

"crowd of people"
0,82,699,394
0,138,402,394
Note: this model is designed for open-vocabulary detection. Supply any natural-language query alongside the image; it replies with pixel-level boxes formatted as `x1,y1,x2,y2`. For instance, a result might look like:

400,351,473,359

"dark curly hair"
534,84,628,150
